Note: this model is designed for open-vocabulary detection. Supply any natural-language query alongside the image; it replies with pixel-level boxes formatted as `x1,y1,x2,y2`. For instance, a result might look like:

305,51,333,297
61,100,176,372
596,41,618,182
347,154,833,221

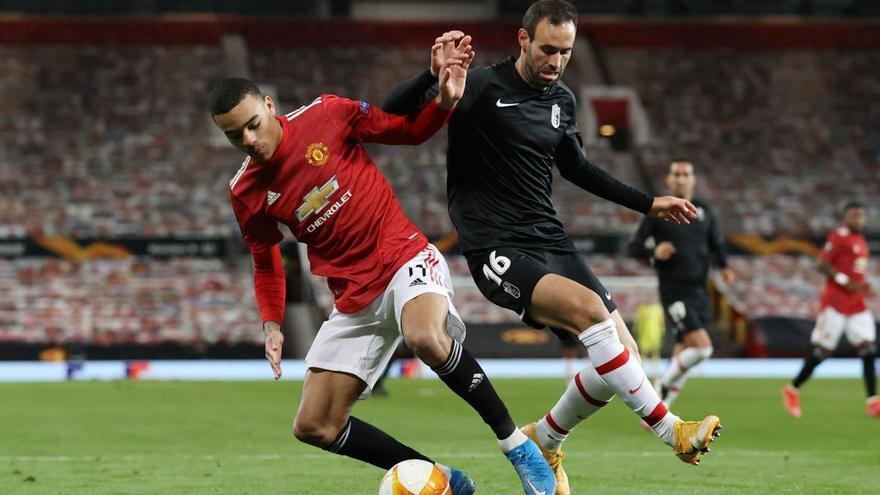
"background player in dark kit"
628,160,735,408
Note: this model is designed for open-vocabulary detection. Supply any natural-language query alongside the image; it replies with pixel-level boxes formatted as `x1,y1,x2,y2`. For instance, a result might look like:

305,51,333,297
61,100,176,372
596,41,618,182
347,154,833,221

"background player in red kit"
208,45,556,495
783,202,879,418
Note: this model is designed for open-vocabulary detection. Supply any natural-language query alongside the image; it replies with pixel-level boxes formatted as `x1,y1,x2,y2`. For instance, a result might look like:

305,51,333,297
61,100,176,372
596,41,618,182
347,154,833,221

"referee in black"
383,0,723,489
628,159,736,408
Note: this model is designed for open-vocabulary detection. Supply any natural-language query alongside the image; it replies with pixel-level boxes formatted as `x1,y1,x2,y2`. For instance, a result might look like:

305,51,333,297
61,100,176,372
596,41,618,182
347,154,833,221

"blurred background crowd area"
2,44,877,238
0,0,878,357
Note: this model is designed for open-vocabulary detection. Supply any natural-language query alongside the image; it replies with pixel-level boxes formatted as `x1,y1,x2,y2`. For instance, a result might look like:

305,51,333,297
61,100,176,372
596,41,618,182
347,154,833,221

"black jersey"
627,197,728,286
383,57,652,256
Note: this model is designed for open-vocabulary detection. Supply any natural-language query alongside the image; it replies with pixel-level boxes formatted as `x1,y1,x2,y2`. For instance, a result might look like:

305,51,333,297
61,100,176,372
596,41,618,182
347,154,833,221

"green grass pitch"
1,378,877,494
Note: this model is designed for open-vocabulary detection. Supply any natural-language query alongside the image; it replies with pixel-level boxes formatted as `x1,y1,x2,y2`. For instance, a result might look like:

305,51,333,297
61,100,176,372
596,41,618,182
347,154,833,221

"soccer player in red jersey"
783,202,879,418
208,47,556,494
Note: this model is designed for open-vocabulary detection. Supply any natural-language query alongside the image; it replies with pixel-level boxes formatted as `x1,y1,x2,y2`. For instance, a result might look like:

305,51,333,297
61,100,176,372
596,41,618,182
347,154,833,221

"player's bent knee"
568,291,610,331
292,414,346,448
697,346,714,360
543,291,608,334
403,328,451,363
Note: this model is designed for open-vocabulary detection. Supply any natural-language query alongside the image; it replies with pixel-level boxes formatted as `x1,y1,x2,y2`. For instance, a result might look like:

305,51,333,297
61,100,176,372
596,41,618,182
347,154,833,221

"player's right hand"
431,31,473,77
848,280,873,295
653,241,676,261
263,321,284,380
436,51,471,110
650,195,698,224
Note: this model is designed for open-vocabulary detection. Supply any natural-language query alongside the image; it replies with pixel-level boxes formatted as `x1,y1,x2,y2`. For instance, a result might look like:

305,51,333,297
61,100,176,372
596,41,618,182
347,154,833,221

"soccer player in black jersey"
383,1,722,492
628,160,735,409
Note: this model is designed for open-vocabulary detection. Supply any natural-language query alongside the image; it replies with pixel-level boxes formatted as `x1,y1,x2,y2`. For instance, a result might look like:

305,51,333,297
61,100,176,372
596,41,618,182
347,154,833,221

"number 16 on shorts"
483,250,521,299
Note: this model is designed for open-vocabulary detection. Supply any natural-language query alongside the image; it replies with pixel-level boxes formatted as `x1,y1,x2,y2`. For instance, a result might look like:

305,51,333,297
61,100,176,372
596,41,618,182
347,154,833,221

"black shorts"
466,247,617,336
659,283,710,341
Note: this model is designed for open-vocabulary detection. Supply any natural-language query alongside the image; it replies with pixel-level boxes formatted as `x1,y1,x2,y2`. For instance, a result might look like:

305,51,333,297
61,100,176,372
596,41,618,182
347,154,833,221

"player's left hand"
720,267,736,285
649,196,698,224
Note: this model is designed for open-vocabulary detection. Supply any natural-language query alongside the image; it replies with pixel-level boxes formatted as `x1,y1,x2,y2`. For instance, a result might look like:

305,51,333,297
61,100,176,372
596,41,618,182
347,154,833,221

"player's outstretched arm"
649,196,698,224
336,52,473,145
382,30,473,115
556,129,654,214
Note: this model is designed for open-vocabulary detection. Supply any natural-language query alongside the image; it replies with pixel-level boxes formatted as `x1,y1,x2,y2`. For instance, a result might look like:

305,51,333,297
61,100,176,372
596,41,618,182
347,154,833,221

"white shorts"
305,244,466,399
810,307,877,351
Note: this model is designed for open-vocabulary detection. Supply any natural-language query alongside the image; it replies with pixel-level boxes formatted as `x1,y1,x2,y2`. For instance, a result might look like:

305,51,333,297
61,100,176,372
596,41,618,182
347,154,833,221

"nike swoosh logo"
496,98,520,107
605,292,612,300
525,477,546,495
629,378,645,394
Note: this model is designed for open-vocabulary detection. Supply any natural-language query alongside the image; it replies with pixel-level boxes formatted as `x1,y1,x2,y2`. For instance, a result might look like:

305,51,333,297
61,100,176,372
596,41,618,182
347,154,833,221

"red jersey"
818,226,870,314
229,94,450,321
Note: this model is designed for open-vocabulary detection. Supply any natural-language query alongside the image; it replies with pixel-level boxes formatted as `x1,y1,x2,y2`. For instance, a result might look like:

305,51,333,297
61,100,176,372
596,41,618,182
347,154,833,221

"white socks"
578,318,679,445
659,346,713,403
662,374,689,407
497,427,528,454
535,363,614,451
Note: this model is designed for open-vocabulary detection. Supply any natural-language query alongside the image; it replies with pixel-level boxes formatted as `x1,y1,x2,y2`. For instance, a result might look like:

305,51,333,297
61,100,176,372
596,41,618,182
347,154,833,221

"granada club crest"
551,104,560,129
305,142,329,166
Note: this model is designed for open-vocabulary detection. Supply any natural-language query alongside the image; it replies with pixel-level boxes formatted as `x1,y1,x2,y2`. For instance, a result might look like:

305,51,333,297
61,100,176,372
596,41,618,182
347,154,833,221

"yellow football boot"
672,415,722,465
521,422,569,495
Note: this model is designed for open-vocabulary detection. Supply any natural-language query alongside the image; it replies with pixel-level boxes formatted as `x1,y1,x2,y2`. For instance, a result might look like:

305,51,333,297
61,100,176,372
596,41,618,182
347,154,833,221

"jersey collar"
262,115,291,166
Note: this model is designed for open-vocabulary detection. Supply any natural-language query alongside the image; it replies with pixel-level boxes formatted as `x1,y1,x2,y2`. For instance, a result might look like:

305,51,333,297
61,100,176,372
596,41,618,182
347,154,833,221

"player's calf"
320,416,433,469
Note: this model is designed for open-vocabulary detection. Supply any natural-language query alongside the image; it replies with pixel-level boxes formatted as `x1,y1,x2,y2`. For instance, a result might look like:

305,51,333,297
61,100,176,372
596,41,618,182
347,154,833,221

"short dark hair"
844,201,864,213
669,158,694,171
208,77,263,115
522,0,578,39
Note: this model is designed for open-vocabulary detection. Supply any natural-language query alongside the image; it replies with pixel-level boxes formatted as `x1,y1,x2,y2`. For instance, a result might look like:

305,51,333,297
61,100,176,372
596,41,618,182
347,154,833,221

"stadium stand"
0,45,235,239
0,257,260,345
0,19,877,355
608,48,880,236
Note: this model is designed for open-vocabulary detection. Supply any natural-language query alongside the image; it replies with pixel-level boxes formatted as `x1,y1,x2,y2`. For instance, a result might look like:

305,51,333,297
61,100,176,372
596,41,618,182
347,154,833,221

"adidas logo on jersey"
409,278,426,287
267,190,281,206
468,373,484,392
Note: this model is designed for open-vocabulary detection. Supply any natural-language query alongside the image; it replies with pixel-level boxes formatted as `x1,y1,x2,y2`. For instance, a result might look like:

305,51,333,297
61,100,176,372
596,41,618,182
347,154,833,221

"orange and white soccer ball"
378,459,450,495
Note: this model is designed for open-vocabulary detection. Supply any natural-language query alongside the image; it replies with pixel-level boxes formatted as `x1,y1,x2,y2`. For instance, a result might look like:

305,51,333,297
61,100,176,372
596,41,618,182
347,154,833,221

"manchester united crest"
305,142,329,166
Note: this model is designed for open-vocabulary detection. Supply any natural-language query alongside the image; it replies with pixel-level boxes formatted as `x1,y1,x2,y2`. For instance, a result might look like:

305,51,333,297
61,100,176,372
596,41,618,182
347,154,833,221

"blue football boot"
447,466,476,494
505,438,556,495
